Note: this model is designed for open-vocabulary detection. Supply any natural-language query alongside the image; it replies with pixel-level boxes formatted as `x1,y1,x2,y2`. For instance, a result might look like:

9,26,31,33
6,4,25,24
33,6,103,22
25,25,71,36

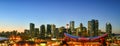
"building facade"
30,23,35,37
40,24,45,39
47,24,52,38
70,21,75,35
106,23,112,38
51,24,56,38
88,19,99,37
34,28,39,37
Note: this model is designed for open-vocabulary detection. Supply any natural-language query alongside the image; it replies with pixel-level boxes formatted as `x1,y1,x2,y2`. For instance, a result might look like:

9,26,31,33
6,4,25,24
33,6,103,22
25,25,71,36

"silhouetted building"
82,27,88,37
34,28,39,37
47,24,51,37
80,23,83,32
40,24,45,39
88,21,92,36
70,21,75,35
66,24,69,33
58,26,66,38
51,24,56,38
30,23,35,37
76,27,80,36
55,28,59,39
79,23,83,36
88,19,99,37
95,20,99,36
106,23,112,38
58,27,63,38
24,29,29,35
66,24,71,34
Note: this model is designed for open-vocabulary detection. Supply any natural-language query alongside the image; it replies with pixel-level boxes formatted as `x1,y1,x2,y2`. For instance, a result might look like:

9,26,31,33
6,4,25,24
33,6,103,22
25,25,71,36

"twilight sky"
0,0,120,33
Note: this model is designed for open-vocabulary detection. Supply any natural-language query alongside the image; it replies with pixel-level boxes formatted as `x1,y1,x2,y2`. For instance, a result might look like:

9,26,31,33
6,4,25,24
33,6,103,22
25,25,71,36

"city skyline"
0,0,120,33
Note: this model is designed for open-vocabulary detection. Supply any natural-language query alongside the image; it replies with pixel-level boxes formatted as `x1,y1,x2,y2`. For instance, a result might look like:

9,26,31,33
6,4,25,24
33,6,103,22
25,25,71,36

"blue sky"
0,0,120,33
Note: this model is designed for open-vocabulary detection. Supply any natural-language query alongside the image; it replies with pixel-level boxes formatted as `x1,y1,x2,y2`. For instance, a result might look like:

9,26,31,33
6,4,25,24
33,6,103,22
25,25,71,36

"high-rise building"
66,24,69,33
34,28,39,37
88,21,93,36
82,27,88,37
58,26,66,38
106,23,112,38
80,23,83,32
88,19,99,37
30,23,35,37
55,28,59,39
95,20,99,36
66,24,71,34
70,21,75,35
58,27,63,38
47,24,51,37
79,23,83,36
76,27,80,36
51,24,56,38
30,23,35,32
40,24,45,39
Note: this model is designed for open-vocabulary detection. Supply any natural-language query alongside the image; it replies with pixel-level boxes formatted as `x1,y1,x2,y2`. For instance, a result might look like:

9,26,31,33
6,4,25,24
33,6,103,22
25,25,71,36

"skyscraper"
58,26,66,38
55,28,59,39
78,23,83,36
34,28,39,37
51,24,56,38
82,27,87,37
30,23,35,37
70,21,75,35
47,24,51,37
40,24,45,39
80,23,83,32
88,21,92,36
30,23,35,31
66,24,69,33
88,19,99,37
76,27,80,36
58,27,63,38
95,20,99,36
66,24,71,34
106,23,112,38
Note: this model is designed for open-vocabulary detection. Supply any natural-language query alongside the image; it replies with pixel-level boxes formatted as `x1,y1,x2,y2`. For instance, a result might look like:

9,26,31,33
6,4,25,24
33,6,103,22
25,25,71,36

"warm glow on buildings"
9,35,22,42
